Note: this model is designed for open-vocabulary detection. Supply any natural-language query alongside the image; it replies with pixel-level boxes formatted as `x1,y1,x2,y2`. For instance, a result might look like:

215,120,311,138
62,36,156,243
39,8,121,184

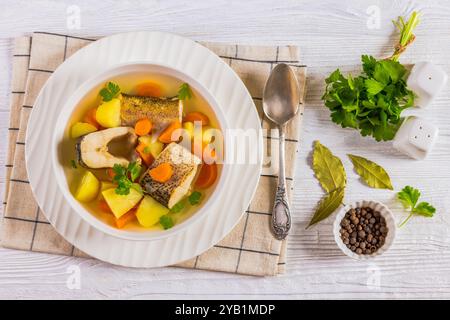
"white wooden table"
1,0,450,299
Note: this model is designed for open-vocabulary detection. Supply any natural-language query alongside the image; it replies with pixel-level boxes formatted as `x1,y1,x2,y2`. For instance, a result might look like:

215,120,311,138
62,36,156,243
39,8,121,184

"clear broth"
61,72,222,232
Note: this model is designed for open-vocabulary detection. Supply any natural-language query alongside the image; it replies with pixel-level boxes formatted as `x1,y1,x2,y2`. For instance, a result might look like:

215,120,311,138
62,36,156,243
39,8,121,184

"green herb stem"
398,211,414,228
390,11,420,61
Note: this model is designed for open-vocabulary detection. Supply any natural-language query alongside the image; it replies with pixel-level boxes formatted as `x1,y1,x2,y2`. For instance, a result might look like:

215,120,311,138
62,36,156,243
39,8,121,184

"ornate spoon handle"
271,126,291,240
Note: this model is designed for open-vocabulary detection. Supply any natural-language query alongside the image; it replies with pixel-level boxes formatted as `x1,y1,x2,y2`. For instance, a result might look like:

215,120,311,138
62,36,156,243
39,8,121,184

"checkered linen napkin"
1,33,306,276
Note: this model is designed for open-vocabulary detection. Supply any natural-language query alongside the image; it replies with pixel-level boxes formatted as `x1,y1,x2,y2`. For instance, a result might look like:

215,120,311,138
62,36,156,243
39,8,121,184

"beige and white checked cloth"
1,32,306,276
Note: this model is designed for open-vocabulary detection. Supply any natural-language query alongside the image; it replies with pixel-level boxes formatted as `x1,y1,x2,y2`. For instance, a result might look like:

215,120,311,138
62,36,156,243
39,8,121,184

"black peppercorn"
339,206,388,256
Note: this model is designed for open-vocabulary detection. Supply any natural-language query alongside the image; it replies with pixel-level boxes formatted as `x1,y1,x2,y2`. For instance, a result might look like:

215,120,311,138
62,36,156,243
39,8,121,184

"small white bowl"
333,200,396,260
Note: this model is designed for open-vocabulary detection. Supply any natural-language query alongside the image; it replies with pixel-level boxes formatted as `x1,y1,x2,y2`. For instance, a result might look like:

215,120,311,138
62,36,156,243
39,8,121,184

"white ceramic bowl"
333,200,396,260
52,62,230,241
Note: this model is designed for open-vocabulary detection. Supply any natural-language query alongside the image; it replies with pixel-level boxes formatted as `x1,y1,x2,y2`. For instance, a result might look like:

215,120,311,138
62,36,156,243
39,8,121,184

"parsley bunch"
323,57,414,141
322,12,420,141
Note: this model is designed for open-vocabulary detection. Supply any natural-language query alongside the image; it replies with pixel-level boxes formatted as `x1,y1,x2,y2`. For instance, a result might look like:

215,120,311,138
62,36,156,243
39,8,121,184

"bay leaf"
306,187,345,229
348,154,393,190
313,141,347,193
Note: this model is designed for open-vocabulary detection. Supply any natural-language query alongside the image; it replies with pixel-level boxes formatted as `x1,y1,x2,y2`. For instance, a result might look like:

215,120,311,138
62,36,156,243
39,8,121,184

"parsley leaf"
170,201,185,213
397,186,436,227
188,191,202,205
361,54,377,75
365,78,385,95
178,83,192,100
112,162,142,195
160,215,174,230
414,202,436,217
128,162,142,182
379,60,406,83
397,185,420,209
70,159,77,169
100,82,121,102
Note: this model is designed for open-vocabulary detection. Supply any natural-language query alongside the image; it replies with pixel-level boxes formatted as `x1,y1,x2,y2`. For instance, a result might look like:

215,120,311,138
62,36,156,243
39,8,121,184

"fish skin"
120,93,183,132
140,143,201,208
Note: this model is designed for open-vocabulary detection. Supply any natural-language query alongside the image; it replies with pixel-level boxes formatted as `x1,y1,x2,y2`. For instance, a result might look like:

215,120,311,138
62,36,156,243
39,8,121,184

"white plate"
25,31,262,268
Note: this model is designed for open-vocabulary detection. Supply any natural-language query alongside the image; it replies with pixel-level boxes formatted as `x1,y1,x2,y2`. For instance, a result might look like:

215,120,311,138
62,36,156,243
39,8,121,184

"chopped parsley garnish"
170,201,185,213
188,191,202,205
178,83,192,100
160,215,174,230
112,161,142,195
100,82,121,101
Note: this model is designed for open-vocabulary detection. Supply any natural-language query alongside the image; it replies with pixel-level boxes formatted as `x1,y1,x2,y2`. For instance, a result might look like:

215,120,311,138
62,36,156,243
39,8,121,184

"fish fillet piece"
76,127,137,169
120,93,183,132
140,143,201,208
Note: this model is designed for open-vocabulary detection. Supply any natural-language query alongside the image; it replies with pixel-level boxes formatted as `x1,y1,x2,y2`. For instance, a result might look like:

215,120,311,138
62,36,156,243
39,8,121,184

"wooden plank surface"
1,0,450,299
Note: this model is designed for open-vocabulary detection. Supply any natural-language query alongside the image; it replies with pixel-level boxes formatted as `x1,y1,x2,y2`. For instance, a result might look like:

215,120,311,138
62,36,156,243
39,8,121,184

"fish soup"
62,72,223,231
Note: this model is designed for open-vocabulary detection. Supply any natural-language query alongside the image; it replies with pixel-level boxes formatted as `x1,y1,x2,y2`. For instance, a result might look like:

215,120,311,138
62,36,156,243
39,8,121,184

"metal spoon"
262,63,301,240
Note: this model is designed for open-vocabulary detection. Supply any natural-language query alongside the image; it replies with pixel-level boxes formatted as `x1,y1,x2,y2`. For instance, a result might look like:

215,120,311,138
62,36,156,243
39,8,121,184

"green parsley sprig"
112,161,143,195
397,186,436,227
178,83,192,100
322,12,420,141
100,82,121,102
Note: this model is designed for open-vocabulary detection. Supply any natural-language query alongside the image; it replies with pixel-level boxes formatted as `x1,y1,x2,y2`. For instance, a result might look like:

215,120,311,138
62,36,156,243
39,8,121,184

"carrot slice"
149,163,173,183
136,143,154,166
135,82,163,97
115,210,137,229
183,112,210,126
134,118,152,136
106,168,116,180
158,121,182,143
84,107,101,129
98,199,112,213
195,163,218,189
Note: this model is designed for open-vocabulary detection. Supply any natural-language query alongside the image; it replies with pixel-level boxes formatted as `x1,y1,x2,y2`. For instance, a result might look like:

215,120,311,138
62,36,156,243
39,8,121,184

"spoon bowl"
263,64,300,125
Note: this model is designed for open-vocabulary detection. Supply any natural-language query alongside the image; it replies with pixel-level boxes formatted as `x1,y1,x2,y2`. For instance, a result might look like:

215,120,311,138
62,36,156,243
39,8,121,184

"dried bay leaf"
306,187,345,229
313,141,346,193
348,154,393,190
